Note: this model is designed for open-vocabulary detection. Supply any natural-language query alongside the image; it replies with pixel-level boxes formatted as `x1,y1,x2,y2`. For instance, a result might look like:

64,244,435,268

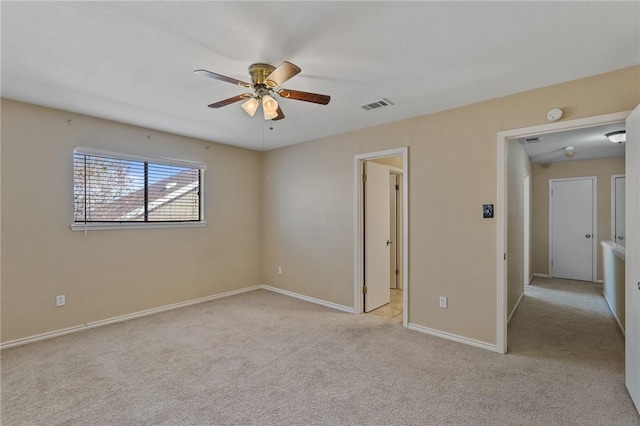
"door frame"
496,110,631,354
354,147,409,327
611,174,625,245
548,176,598,281
523,172,531,285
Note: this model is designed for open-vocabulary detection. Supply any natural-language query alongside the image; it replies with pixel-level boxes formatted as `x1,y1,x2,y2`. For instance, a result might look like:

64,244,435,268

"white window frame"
71,147,207,231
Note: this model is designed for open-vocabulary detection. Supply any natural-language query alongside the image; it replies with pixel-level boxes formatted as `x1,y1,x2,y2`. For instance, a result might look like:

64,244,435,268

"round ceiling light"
605,130,626,144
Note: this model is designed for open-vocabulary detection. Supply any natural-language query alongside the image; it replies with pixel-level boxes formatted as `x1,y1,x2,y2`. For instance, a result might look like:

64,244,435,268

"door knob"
585,234,591,238
386,239,393,246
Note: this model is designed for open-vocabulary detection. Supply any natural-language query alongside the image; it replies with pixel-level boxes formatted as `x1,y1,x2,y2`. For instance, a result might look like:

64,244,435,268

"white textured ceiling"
2,2,639,151
515,122,626,164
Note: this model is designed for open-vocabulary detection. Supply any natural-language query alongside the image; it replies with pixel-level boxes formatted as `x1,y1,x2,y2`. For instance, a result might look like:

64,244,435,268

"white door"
389,173,398,289
625,105,640,415
364,161,391,312
549,178,595,281
614,176,626,246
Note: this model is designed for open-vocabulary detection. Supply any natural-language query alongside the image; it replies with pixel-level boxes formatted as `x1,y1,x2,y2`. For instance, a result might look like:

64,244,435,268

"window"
72,148,205,230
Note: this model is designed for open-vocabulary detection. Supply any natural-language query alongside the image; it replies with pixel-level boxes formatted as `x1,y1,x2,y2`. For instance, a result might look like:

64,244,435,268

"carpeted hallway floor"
2,277,639,425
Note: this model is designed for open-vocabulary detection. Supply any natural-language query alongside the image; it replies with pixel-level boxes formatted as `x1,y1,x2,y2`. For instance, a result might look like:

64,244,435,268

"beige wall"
507,141,532,317
262,66,640,345
1,99,263,343
531,157,626,281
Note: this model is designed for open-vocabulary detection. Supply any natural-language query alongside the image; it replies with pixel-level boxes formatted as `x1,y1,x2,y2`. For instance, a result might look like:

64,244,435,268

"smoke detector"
547,108,563,122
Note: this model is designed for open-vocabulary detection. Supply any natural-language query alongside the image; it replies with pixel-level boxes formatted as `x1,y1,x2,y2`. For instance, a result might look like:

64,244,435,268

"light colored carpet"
2,278,639,425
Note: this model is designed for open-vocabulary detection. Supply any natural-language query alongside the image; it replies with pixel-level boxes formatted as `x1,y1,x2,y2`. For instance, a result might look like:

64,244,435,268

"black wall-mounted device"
483,204,494,218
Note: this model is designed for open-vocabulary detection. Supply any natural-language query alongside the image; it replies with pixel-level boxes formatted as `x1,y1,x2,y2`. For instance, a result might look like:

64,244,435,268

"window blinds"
73,149,203,223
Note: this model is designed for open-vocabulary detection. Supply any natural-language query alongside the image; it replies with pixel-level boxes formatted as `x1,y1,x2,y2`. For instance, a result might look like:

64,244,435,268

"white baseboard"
602,291,625,335
261,284,355,314
407,323,500,353
507,292,525,324
1,285,262,350
262,285,499,353
532,273,549,279
596,279,604,284
528,274,536,284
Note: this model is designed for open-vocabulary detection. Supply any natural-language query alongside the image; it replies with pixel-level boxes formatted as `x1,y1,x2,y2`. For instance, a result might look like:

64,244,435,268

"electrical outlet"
278,266,282,275
56,294,66,307
439,296,448,309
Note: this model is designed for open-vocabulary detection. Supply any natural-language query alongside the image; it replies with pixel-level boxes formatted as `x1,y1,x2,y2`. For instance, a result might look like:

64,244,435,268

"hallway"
507,276,638,421
507,277,640,416
509,276,624,358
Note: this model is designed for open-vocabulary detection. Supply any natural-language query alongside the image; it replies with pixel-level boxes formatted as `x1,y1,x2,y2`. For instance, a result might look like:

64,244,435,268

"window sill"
70,222,207,232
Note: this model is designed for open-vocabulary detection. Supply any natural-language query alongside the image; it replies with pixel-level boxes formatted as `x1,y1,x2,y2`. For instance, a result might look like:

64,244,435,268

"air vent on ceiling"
359,98,394,111
519,136,541,144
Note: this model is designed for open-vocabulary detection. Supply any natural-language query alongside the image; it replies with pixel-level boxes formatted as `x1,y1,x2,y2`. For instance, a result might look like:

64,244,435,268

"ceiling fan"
194,61,330,121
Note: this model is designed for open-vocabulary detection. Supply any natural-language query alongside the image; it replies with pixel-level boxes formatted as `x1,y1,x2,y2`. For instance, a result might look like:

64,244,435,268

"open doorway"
497,107,640,414
365,157,404,323
497,111,631,352
354,148,409,327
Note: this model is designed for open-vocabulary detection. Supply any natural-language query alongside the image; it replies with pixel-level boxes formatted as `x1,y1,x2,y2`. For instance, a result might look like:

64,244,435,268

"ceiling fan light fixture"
241,97,259,117
195,61,330,121
563,146,575,159
605,130,626,143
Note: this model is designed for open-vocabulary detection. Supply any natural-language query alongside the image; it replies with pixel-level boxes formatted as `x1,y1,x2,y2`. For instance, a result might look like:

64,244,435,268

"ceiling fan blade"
207,94,250,108
195,69,252,88
272,106,285,121
265,61,301,88
278,89,330,105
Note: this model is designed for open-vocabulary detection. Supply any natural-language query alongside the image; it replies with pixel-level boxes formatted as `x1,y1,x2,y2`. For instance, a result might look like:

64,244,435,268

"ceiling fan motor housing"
248,63,276,87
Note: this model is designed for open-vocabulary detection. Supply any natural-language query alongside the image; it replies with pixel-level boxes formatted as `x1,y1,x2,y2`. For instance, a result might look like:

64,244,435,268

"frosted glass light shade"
241,98,259,116
264,109,278,120
605,131,626,143
262,95,278,114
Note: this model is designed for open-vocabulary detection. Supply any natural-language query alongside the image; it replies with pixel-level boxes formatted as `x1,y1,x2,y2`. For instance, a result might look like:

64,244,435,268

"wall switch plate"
56,294,66,307
439,296,448,309
483,204,494,218
278,266,282,275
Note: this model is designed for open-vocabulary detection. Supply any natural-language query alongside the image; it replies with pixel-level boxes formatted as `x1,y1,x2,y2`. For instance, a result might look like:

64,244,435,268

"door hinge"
395,184,399,190
395,269,400,275
504,253,506,260
363,286,368,294
551,261,554,267
362,174,367,183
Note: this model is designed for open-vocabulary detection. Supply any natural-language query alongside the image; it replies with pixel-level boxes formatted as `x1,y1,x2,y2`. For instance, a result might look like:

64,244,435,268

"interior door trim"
611,174,625,245
353,147,409,327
